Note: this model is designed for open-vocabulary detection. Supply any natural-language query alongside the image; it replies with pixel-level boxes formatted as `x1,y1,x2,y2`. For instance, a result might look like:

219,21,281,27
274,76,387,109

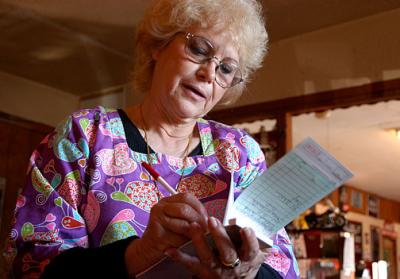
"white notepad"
227,137,353,246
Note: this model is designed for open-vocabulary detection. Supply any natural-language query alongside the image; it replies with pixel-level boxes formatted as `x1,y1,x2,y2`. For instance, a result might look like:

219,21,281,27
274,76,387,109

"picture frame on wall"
0,177,6,228
339,186,367,214
348,187,367,213
367,194,380,218
351,189,363,209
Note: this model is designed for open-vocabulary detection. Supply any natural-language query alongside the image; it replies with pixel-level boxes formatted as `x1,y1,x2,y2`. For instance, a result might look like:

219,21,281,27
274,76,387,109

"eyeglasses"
184,32,243,88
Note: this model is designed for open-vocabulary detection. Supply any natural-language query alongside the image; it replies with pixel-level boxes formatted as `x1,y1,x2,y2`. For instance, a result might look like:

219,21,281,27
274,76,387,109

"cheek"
207,88,227,106
169,62,196,86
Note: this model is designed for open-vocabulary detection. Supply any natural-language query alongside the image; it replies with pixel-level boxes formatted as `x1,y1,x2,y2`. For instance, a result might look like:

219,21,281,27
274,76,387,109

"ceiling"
0,0,399,202
2,0,400,97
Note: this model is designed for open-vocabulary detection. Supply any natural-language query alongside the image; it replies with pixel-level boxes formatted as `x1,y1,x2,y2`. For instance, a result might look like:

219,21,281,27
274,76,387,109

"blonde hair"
133,0,268,105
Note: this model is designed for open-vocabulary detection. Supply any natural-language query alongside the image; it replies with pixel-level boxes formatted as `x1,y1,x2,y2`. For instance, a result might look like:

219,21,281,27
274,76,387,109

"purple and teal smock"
5,106,300,278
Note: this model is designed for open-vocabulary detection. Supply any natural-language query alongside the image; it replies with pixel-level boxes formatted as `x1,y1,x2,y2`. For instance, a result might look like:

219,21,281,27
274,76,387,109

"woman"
5,0,299,278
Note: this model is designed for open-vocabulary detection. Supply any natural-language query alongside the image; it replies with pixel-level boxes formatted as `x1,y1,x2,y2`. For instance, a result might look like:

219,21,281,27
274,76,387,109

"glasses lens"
216,60,242,88
185,33,243,88
186,35,213,63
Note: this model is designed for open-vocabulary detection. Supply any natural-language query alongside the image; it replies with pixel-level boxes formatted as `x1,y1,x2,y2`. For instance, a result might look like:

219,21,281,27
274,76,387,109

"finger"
164,193,208,228
208,217,238,265
151,201,197,237
156,214,192,237
142,228,188,251
239,227,260,262
150,204,191,235
189,222,216,267
163,203,205,226
165,247,211,278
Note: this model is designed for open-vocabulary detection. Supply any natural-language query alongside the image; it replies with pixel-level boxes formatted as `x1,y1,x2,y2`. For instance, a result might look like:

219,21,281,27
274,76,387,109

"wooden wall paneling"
0,112,53,135
276,112,292,159
0,122,12,240
1,127,32,250
0,113,52,254
380,198,400,223
328,188,340,207
380,198,391,222
0,122,12,178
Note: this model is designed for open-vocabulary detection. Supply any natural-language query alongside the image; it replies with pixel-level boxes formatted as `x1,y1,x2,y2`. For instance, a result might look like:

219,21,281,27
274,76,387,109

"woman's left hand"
165,217,267,279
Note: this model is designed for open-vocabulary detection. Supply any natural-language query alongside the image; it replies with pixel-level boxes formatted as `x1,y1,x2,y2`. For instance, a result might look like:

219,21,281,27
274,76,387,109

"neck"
125,99,199,157
141,97,196,138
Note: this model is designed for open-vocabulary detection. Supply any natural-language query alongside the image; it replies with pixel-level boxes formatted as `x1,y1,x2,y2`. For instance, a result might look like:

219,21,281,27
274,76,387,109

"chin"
175,101,207,119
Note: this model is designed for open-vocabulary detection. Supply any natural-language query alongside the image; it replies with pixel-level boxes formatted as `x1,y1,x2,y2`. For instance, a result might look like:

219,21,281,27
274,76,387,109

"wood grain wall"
0,112,52,254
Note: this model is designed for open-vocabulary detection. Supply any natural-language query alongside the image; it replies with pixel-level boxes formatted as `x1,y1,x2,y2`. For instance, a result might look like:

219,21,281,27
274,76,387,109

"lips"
183,84,207,99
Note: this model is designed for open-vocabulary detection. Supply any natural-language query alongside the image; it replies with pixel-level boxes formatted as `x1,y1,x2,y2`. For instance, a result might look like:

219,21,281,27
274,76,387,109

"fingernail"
164,248,174,258
209,217,218,228
204,216,209,226
190,222,199,233
241,227,251,238
191,221,199,228
164,250,172,257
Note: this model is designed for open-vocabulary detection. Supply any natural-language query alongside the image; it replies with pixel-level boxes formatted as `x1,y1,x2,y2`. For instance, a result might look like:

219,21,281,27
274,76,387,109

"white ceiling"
0,0,399,201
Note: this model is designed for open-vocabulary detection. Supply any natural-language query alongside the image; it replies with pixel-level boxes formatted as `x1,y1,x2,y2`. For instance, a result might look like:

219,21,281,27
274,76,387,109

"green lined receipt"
231,137,353,246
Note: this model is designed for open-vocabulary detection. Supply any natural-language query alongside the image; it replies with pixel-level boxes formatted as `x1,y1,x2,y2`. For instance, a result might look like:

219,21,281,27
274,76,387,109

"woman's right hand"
125,192,209,275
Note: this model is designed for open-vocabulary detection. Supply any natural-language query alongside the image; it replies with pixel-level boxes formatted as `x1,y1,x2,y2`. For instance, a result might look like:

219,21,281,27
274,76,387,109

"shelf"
287,228,343,233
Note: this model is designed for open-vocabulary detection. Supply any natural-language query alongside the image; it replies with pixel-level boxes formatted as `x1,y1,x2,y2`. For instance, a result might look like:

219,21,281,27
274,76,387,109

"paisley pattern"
240,135,265,164
6,106,299,279
215,141,240,172
31,167,53,197
82,191,100,233
99,118,126,139
58,171,82,210
178,175,228,199
265,247,292,276
125,181,159,212
100,209,137,246
95,143,137,176
84,123,98,149
236,162,259,189
53,118,84,162
204,199,226,222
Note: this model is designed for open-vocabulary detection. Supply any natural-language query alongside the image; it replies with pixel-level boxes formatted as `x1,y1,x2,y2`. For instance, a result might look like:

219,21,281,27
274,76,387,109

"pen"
141,162,178,195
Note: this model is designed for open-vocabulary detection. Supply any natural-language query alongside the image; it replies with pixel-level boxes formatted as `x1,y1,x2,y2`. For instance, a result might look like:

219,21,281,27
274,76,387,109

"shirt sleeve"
235,131,300,279
40,236,137,279
5,114,93,278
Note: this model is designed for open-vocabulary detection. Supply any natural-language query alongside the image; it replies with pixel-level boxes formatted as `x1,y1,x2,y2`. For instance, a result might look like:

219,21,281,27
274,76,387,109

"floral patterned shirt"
6,106,300,278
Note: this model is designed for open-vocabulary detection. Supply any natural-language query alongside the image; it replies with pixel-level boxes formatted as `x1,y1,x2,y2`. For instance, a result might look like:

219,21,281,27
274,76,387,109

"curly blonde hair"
133,0,268,105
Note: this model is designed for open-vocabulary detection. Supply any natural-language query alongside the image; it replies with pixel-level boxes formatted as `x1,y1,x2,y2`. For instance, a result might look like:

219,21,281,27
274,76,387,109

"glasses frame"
184,32,243,88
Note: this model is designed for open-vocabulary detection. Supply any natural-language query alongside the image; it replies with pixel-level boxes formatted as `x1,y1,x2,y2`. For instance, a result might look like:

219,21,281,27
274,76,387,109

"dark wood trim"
276,112,292,158
0,111,53,133
208,78,400,124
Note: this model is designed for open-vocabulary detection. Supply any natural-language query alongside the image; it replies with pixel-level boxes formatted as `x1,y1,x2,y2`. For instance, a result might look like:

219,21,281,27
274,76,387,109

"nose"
196,58,218,84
